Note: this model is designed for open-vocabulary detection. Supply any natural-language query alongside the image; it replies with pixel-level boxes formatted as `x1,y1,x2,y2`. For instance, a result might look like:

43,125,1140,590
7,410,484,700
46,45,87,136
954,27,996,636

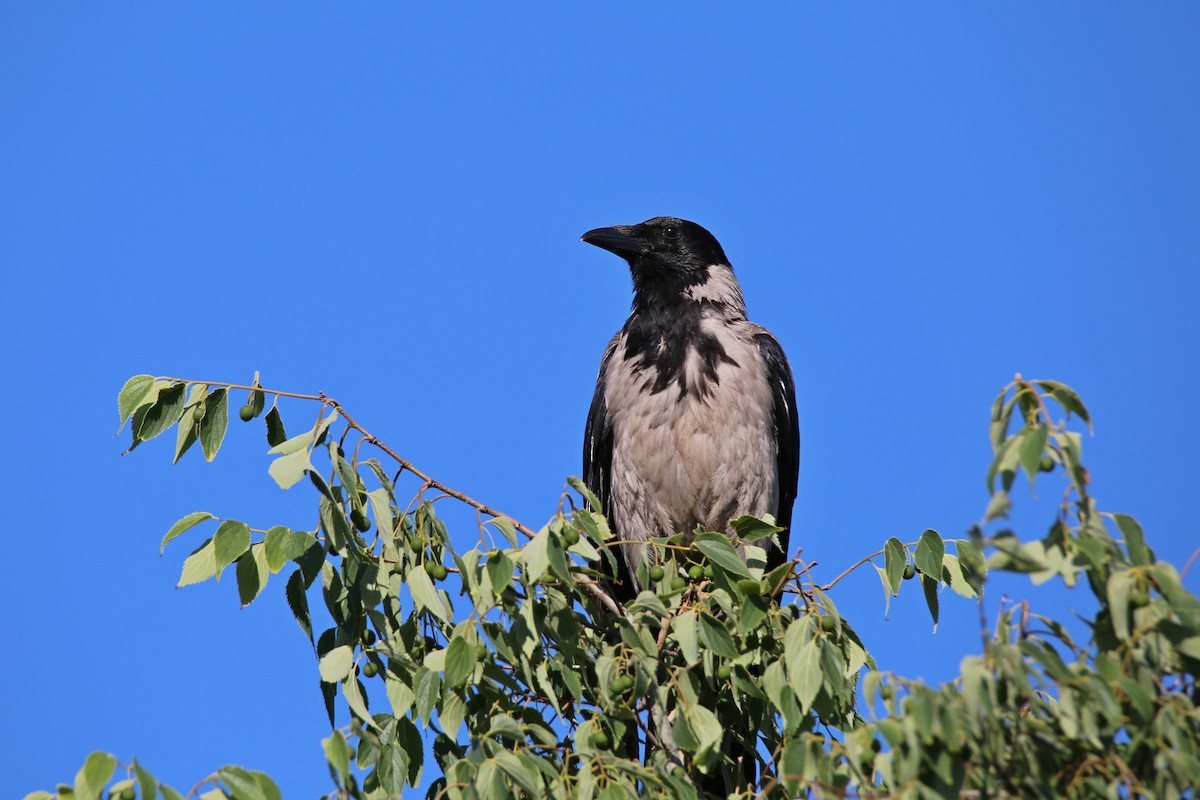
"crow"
581,216,800,602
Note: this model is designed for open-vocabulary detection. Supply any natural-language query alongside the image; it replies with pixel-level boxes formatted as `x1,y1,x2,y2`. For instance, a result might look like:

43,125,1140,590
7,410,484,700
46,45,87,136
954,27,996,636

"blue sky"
3,4,1198,797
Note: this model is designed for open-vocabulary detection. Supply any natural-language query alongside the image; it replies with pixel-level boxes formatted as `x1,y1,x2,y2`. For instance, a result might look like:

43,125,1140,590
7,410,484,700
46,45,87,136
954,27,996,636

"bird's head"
581,217,742,311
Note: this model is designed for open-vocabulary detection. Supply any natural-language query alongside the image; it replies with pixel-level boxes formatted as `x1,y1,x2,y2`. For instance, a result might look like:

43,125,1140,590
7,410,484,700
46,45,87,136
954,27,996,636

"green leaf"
213,520,251,578
486,515,518,546
698,612,738,658
780,739,806,793
133,758,158,800
788,635,822,712
1111,513,1153,566
1018,423,1049,481
264,527,315,572
730,514,785,542
367,488,393,538
200,388,229,461
408,564,452,623
984,489,1012,521
444,635,477,688
323,731,353,776
268,448,312,490
672,610,700,663
237,543,270,606
988,389,1015,452
884,537,906,595
694,532,753,578
956,537,987,585
161,511,216,553
681,704,723,765
285,569,312,642
875,565,894,618
522,527,551,582
216,767,266,800
247,372,266,416
922,574,939,632
566,475,601,511
914,529,944,579
117,374,156,431
486,552,514,594
264,406,287,448
134,382,187,442
1036,379,1092,431
343,674,375,729
1107,569,1132,640
173,384,207,463
319,645,355,682
940,554,976,598
493,750,539,796
73,752,117,800
178,537,217,587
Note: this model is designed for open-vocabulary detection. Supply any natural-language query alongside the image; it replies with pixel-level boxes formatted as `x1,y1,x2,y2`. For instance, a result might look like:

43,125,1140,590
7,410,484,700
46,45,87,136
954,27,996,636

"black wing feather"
755,332,800,569
583,335,635,599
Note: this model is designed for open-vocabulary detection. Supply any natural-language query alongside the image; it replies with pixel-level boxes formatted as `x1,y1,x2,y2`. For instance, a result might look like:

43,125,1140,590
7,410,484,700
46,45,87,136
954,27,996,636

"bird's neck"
630,263,748,320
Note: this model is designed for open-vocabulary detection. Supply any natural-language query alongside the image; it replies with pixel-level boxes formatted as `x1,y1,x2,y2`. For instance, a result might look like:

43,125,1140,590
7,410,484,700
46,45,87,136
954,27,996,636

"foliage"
27,373,1200,799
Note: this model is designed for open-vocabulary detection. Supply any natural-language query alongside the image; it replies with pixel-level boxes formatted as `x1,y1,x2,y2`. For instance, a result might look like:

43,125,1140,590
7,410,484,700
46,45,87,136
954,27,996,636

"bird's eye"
662,225,680,242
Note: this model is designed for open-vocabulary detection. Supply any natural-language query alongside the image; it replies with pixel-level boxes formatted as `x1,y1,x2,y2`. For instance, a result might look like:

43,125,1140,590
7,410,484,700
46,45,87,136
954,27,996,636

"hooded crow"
581,217,799,603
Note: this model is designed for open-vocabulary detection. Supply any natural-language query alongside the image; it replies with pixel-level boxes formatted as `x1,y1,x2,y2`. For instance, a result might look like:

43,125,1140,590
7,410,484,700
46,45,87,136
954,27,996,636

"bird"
581,216,799,604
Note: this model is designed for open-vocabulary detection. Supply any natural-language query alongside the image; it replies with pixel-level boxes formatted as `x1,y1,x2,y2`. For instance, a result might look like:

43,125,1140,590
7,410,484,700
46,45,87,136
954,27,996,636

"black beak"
580,225,647,258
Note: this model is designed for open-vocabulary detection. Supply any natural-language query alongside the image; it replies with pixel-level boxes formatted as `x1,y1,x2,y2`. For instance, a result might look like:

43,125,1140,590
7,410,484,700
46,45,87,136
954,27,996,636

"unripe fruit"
902,564,916,580
351,509,371,532
671,576,687,592
1038,456,1055,472
610,675,634,694
590,731,611,749
563,527,580,546
361,629,376,646
193,403,206,422
362,662,379,678
239,404,255,422
820,614,837,632
424,561,448,581
703,565,714,579
716,664,732,681
687,565,704,580
649,566,666,582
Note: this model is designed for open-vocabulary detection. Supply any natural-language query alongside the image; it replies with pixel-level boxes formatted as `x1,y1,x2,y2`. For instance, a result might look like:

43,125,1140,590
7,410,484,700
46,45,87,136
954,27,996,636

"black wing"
583,334,635,600
755,332,800,569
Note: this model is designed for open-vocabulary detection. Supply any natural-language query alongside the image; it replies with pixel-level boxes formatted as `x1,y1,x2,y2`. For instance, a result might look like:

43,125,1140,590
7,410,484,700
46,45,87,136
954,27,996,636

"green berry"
564,527,581,545
424,561,448,581
687,565,704,580
1038,456,1055,472
902,564,916,580
716,664,732,681
703,565,714,579
361,629,376,646
239,404,255,422
350,508,371,532
671,576,687,592
649,565,666,582
362,661,379,678
590,731,611,749
820,614,838,632
610,675,634,694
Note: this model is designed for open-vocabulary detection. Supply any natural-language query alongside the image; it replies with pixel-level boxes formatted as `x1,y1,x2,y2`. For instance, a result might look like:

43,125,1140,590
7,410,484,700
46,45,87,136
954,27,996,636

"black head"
580,217,731,297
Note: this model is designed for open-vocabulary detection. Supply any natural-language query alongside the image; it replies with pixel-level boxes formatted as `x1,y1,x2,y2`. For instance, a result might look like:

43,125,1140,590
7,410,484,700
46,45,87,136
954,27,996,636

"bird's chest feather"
604,318,777,530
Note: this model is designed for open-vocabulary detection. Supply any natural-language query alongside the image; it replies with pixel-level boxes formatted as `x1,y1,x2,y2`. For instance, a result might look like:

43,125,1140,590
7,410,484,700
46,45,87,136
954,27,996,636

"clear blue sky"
3,5,1198,797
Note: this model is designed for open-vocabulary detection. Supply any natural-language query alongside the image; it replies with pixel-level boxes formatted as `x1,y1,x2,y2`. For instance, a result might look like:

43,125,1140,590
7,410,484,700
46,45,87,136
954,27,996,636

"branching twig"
158,376,627,618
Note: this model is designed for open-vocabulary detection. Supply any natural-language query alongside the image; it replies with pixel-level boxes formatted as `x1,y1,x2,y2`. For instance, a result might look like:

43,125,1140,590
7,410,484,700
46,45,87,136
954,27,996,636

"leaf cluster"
26,373,1200,800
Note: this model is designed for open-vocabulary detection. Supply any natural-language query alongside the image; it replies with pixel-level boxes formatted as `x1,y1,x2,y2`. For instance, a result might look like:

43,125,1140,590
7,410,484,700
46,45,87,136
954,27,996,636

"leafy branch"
28,372,1200,799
